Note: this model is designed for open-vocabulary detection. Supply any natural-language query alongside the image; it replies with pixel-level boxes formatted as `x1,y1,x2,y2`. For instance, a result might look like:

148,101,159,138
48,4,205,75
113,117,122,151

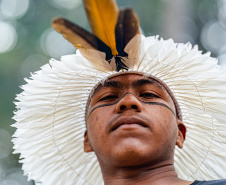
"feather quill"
115,8,140,56
83,0,119,56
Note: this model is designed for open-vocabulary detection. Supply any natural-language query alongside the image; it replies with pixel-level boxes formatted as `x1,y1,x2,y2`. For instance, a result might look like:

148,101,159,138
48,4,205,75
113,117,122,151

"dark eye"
139,93,159,99
99,95,118,102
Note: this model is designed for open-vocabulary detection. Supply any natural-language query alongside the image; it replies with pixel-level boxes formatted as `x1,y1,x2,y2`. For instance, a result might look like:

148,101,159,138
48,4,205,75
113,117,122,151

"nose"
116,93,142,113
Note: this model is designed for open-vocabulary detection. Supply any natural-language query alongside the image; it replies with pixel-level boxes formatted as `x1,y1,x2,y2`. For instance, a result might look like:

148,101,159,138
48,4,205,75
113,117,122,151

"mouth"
111,117,148,131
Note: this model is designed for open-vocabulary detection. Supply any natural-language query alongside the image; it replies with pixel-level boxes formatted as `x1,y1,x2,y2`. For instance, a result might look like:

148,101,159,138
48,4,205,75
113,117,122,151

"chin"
110,139,156,167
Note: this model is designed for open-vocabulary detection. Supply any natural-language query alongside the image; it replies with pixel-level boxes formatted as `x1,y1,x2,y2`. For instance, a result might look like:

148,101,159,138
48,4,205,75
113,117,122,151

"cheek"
86,108,110,149
148,106,178,137
159,108,178,144
154,105,175,121
87,113,103,135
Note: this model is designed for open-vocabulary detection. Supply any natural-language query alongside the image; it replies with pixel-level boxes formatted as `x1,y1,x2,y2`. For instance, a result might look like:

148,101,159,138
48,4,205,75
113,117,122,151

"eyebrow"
92,78,163,97
92,80,122,97
131,78,161,88
102,80,123,88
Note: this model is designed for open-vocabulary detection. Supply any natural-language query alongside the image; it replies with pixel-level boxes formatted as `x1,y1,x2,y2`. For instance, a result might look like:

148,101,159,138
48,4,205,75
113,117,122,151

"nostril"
131,105,138,109
120,105,126,110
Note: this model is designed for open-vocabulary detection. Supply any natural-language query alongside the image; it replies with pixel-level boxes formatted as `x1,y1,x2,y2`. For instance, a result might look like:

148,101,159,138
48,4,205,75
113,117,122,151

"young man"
84,73,190,185
13,0,226,184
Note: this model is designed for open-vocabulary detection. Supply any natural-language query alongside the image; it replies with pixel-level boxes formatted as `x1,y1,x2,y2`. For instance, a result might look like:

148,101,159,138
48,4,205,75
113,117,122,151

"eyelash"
98,92,159,102
99,95,118,102
139,92,159,98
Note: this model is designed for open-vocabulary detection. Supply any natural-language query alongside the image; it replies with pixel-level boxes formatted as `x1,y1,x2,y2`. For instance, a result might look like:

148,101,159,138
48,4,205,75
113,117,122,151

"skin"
84,74,193,185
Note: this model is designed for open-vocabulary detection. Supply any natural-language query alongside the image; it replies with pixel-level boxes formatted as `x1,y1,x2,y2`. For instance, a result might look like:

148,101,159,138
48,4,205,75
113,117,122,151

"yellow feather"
83,0,119,56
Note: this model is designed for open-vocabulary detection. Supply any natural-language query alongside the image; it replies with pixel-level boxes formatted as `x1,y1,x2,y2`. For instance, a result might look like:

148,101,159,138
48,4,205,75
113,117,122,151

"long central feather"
83,0,119,56
115,8,140,57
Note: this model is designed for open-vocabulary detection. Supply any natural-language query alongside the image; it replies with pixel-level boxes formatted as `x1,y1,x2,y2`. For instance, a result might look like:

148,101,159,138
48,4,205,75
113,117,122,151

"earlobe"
84,130,93,153
176,120,186,149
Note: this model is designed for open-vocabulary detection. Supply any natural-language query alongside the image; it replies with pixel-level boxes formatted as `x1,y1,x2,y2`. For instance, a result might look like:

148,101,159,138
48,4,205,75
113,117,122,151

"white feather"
12,35,226,184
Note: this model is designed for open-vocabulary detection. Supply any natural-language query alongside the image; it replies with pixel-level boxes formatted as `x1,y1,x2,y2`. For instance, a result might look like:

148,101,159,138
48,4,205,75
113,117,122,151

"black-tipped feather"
52,18,112,60
115,8,140,57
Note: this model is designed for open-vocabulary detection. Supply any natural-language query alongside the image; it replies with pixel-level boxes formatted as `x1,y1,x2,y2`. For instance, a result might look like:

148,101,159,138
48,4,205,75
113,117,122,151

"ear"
84,130,93,153
176,119,186,149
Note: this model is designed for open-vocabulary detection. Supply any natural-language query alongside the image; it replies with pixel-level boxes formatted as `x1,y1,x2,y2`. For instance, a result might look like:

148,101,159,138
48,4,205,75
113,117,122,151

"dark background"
0,0,225,184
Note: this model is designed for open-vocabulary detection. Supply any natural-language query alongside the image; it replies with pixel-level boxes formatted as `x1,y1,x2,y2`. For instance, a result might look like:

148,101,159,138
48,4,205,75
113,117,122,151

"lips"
110,117,148,131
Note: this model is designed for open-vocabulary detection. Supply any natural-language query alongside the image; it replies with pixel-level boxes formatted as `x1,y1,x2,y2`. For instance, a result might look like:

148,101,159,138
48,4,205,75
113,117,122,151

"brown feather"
115,8,140,56
52,18,113,60
52,18,98,50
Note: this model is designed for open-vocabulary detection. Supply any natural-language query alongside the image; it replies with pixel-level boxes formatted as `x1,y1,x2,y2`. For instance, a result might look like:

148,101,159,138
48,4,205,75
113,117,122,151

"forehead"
92,74,166,96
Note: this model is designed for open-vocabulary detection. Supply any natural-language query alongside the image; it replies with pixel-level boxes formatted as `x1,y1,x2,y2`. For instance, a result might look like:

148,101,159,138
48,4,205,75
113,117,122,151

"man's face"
84,74,185,168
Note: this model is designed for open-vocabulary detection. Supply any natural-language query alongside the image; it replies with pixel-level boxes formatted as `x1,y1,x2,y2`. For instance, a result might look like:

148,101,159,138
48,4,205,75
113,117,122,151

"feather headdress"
12,0,226,185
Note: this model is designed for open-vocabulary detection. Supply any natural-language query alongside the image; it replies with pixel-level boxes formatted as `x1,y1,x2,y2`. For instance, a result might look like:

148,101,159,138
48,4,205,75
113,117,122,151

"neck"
101,162,190,185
